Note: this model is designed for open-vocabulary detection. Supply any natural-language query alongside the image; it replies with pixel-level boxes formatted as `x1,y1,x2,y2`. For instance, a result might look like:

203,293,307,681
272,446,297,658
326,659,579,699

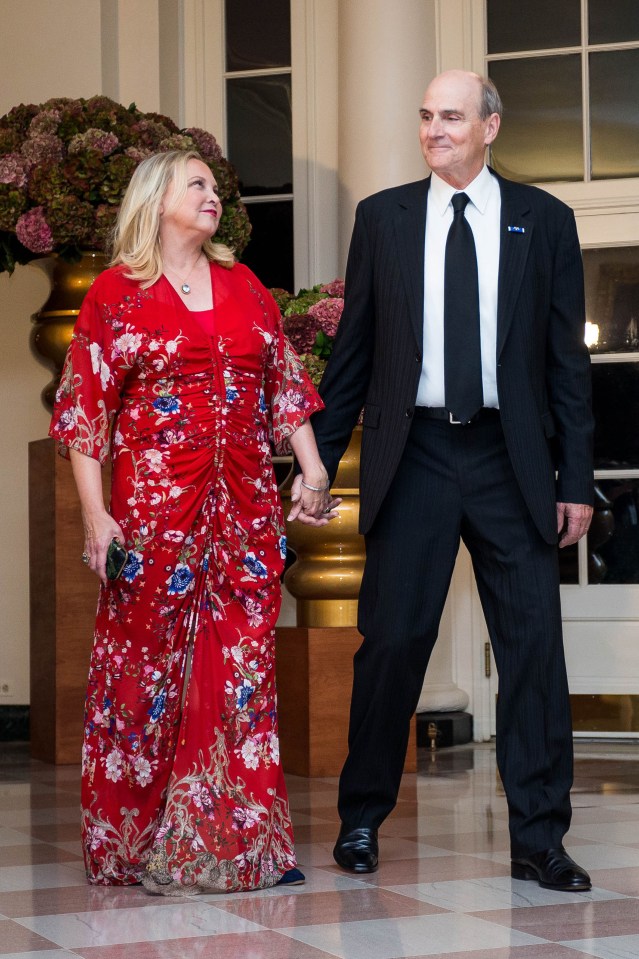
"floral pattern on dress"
50,261,323,891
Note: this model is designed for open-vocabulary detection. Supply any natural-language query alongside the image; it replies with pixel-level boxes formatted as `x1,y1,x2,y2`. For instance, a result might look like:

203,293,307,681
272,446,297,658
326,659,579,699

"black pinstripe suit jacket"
312,170,594,543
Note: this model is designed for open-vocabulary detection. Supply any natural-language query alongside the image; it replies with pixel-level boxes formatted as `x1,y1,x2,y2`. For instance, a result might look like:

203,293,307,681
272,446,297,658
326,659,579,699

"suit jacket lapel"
391,174,532,356
496,173,533,356
395,178,429,350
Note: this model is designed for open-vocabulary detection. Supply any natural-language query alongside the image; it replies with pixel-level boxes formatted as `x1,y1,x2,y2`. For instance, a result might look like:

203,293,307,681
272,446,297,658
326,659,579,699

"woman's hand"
287,474,342,526
69,449,125,585
82,509,125,585
286,422,341,525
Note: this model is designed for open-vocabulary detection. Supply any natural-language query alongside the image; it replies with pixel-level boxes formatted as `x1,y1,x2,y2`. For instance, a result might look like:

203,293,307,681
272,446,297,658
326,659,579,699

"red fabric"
50,261,323,893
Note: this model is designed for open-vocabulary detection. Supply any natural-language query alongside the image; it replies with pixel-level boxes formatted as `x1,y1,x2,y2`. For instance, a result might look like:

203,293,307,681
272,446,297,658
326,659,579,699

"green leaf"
56,243,83,265
0,236,16,274
0,231,37,275
311,329,333,359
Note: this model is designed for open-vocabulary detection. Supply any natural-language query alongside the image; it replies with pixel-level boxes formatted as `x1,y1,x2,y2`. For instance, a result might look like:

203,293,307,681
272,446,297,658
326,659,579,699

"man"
310,70,594,891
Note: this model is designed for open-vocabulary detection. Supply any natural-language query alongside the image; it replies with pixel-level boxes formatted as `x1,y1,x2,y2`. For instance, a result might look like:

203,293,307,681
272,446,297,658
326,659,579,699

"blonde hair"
110,150,235,286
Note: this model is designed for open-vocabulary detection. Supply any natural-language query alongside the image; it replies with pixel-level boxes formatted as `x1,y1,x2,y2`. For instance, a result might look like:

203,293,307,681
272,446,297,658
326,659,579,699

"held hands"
557,502,593,548
287,474,342,526
82,509,125,585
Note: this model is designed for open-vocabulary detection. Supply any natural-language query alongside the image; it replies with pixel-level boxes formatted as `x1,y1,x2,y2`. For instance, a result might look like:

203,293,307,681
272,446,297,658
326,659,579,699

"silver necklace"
165,253,203,295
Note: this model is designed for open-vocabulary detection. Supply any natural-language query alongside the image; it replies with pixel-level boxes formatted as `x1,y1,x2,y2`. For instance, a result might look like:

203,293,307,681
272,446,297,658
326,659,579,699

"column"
336,0,437,264
100,0,161,113
336,0,474,725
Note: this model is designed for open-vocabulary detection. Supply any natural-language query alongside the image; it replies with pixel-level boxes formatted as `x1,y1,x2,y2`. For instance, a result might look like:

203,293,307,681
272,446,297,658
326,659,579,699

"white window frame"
437,0,639,737
179,0,339,290
436,0,639,233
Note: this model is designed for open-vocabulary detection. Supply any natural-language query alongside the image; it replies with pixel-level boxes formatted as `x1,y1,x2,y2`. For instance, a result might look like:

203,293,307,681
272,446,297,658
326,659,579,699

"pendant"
181,283,191,294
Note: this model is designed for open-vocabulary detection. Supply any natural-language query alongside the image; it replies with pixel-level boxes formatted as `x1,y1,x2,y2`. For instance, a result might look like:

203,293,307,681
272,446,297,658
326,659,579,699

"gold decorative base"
571,694,639,733
296,599,359,628
31,251,107,408
281,428,365,627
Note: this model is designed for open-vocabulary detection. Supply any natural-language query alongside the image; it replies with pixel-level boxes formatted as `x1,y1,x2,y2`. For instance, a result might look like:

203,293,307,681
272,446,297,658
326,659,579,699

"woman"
50,150,338,894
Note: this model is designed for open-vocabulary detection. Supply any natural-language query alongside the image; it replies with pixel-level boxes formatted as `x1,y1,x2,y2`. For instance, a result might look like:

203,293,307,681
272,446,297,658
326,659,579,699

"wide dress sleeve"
49,270,135,465
253,272,324,455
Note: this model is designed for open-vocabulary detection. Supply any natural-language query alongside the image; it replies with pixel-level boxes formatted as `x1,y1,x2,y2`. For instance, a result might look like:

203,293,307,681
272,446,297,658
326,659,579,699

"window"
486,0,639,183
484,4,639,588
559,247,639,586
224,0,294,290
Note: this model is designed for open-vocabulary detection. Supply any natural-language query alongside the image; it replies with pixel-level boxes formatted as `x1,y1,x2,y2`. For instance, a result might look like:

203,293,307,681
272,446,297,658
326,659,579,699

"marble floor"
1,740,639,959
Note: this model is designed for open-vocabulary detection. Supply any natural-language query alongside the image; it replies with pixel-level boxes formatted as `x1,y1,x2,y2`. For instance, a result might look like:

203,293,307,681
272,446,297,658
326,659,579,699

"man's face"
419,71,500,188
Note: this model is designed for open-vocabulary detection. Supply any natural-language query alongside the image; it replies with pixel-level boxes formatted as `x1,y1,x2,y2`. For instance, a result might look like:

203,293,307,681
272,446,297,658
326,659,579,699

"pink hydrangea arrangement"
272,280,345,386
0,95,251,273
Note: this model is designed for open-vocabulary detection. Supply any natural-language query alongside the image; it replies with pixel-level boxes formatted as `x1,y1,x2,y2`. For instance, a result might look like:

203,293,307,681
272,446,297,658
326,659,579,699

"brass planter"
31,251,107,408
281,428,365,627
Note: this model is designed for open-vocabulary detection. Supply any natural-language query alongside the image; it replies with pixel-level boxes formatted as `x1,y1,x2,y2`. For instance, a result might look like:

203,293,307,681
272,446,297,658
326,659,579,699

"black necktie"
444,192,483,424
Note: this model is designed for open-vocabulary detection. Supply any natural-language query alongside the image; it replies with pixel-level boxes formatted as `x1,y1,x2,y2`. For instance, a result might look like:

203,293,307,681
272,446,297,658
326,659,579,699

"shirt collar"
430,165,495,216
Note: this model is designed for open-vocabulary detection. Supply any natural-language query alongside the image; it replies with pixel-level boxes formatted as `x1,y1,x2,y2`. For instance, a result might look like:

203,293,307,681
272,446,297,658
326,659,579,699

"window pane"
590,50,639,180
489,56,583,182
226,75,292,195
241,200,293,292
592,363,639,469
588,479,639,584
583,247,639,355
589,0,639,44
587,484,621,584
559,543,578,584
225,0,290,71
486,0,580,53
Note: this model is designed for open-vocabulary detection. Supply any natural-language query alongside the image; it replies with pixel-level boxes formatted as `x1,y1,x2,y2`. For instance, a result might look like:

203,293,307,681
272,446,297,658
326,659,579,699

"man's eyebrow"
419,108,465,117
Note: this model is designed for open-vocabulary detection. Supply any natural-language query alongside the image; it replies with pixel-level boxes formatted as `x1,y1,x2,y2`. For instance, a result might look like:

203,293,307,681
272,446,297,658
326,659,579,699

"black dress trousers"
338,412,573,858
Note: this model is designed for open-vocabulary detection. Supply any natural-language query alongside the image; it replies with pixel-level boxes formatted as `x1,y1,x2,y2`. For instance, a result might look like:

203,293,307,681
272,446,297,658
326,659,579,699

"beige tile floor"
1,741,638,959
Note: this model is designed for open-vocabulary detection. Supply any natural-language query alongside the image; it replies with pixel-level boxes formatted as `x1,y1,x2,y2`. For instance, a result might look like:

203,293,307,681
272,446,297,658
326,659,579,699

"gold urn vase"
281,427,365,627
31,251,107,408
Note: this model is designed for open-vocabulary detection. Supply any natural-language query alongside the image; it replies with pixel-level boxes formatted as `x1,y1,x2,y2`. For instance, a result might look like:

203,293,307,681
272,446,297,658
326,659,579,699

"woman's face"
160,158,222,241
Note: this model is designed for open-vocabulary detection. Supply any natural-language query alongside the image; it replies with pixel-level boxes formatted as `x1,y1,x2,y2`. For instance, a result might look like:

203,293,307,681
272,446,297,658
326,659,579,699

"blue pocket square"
507,225,526,233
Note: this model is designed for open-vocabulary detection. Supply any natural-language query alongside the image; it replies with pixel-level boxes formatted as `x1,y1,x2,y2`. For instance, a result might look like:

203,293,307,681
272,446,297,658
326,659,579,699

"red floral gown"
49,261,323,894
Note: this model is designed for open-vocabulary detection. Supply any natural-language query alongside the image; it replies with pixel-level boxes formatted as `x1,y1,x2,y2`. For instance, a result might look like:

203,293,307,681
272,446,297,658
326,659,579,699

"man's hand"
556,502,593,548
287,474,342,527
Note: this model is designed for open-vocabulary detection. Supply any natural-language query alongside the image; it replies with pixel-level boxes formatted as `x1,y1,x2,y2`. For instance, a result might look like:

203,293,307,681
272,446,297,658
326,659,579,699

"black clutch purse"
106,538,128,580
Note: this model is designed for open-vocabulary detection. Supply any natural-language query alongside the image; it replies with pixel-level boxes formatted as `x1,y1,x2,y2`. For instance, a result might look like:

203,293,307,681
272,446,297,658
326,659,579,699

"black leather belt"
414,407,500,425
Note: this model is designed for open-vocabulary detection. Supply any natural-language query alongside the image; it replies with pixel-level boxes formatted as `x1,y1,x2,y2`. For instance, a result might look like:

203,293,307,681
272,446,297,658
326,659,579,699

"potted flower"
0,95,250,272
0,95,251,405
272,279,345,387
272,279,365,629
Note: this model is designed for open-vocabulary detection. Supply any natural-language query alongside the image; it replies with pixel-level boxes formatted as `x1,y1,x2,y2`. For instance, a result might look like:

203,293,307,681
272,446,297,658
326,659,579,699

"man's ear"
484,112,501,146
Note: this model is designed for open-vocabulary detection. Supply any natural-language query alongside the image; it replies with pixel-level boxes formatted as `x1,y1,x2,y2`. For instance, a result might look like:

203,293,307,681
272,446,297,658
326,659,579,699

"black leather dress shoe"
511,846,591,891
333,826,378,873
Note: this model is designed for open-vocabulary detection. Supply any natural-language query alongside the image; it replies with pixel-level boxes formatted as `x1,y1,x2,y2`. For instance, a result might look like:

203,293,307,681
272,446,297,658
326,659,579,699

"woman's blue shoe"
276,867,305,886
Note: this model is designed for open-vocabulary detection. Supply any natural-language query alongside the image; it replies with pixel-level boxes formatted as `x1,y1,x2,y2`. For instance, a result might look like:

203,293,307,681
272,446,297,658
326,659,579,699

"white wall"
337,0,438,266
0,1,171,706
0,2,102,705
0,265,52,703
0,1,102,109
0,0,469,714
0,0,317,706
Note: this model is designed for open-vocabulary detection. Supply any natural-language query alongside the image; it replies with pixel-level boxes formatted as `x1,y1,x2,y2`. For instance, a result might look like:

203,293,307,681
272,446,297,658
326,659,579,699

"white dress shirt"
416,165,501,409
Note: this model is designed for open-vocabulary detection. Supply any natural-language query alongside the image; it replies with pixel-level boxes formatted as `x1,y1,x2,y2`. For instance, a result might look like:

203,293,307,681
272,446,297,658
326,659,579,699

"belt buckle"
448,411,462,425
